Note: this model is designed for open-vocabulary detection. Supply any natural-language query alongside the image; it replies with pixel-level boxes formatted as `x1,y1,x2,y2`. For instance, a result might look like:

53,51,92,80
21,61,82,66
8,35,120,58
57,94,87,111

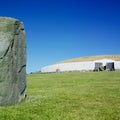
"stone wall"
41,60,120,73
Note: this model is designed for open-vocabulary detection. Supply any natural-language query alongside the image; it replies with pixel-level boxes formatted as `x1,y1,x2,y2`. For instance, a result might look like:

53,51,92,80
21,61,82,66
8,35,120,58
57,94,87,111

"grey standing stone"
0,17,26,105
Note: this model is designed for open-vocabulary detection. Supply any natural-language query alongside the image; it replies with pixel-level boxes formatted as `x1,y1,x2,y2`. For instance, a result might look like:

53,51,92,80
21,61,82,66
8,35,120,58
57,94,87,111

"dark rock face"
0,17,26,105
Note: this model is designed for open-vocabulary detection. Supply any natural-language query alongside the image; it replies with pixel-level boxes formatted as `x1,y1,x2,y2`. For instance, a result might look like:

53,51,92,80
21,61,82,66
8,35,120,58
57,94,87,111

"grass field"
0,71,120,120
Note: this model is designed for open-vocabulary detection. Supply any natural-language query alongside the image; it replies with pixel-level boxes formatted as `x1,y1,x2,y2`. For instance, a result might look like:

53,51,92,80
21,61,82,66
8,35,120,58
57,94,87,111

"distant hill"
59,55,120,63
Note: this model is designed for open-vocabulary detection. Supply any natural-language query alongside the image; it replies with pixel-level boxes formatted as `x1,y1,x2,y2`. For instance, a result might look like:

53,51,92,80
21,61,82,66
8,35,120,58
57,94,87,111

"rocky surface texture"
0,17,26,105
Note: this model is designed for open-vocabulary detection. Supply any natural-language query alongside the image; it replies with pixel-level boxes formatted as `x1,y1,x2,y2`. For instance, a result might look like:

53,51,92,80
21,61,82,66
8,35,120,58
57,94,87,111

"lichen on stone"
0,17,26,106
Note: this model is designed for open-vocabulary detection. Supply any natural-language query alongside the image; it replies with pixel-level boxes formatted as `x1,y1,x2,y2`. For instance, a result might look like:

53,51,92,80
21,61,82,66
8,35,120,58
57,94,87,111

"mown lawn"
0,71,120,120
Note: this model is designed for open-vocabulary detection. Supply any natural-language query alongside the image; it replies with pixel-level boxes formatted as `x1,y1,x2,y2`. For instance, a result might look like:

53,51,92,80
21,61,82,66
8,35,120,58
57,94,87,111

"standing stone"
0,17,26,105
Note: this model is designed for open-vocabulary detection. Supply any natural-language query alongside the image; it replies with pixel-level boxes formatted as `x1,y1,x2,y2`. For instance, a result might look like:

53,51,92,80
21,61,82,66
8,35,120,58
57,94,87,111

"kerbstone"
0,17,26,105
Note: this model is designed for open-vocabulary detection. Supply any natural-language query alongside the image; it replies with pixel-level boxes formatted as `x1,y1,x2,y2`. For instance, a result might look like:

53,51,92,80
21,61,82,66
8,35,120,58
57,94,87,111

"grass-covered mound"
60,55,120,63
0,71,120,120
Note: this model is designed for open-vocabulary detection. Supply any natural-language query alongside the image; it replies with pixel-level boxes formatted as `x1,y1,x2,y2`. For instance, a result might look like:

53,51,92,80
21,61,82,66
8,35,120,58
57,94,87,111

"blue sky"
0,0,120,73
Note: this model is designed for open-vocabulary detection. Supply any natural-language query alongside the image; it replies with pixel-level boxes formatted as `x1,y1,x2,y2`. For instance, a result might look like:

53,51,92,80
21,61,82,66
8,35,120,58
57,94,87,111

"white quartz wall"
115,61,120,70
41,61,120,73
41,62,94,72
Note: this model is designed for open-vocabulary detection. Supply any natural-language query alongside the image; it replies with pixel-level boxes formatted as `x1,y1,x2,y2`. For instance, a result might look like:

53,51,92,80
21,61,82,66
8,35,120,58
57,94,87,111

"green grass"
0,71,120,120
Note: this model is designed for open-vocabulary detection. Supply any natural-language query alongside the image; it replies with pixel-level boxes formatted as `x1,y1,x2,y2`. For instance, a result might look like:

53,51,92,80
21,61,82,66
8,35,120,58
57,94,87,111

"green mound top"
59,55,120,63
